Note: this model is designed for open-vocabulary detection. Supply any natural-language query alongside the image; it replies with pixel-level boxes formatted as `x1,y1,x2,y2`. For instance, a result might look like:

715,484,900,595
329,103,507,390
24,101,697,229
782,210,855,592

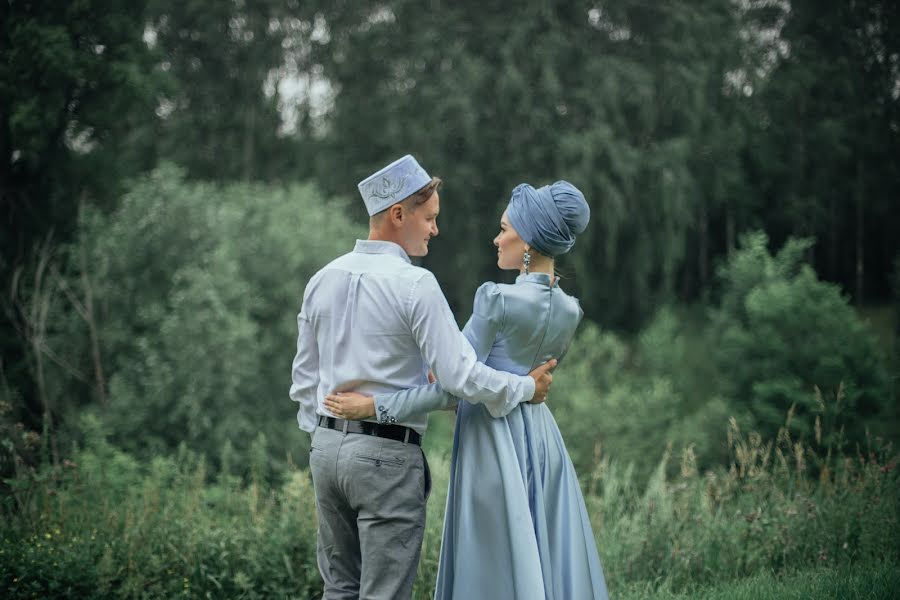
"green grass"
1,399,897,600
3,411,897,599
617,561,900,599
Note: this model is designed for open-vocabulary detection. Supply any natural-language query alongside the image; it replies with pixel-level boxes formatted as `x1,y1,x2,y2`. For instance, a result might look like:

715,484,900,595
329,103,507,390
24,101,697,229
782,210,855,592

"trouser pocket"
421,448,432,500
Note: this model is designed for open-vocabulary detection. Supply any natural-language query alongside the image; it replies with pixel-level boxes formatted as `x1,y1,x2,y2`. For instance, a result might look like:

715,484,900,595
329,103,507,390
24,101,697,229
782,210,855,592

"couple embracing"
290,155,608,600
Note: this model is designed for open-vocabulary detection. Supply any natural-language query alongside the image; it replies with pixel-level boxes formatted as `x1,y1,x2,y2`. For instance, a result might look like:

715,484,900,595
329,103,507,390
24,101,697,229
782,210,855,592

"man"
290,154,555,599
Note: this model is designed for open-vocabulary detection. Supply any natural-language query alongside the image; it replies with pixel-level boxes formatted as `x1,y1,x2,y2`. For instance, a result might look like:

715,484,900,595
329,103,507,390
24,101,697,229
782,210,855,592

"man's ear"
388,204,404,227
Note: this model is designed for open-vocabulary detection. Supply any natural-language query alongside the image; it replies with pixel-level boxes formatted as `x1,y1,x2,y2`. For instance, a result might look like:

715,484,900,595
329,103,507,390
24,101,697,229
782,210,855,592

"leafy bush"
709,231,890,444
1,416,321,599
45,164,364,473
552,321,733,484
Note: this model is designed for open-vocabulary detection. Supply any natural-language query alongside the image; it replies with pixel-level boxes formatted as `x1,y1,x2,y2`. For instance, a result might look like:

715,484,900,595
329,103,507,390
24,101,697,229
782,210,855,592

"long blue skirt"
434,401,609,599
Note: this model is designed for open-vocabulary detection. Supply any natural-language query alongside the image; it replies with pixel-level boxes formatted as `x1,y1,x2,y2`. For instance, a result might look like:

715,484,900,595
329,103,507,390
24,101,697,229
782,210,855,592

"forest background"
2,1,899,598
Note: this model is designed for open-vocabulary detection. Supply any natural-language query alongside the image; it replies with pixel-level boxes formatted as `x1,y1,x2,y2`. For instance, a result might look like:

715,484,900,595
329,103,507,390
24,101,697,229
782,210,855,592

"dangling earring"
523,248,531,275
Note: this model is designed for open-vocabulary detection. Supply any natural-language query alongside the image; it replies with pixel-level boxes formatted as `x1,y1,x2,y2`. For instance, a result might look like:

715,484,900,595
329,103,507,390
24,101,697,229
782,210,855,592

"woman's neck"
521,254,555,279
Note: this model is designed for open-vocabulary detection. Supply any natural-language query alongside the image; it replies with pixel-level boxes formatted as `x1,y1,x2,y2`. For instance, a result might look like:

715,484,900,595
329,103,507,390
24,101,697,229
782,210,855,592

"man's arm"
352,282,503,422
289,306,319,433
324,279,554,422
406,274,537,418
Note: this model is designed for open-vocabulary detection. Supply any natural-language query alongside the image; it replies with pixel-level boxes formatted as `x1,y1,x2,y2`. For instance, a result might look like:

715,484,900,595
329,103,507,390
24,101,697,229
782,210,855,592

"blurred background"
1,1,899,598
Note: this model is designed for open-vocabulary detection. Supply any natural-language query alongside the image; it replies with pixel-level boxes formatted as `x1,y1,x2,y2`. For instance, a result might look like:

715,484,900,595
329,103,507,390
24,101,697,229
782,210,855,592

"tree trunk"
726,200,735,255
243,103,256,181
698,194,709,289
79,223,107,407
855,158,864,306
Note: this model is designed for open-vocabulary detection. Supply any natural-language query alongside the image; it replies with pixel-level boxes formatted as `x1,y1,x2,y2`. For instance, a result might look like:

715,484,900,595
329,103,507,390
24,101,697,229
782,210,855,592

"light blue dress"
374,273,608,599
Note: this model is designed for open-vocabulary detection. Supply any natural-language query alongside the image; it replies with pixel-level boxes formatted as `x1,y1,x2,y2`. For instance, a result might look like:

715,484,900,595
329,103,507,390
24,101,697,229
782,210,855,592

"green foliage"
710,232,890,443
551,320,732,483
894,255,900,347
615,562,900,600
306,0,752,327
2,0,166,279
1,416,321,598
146,0,303,181
2,411,896,598
589,417,899,591
46,165,364,471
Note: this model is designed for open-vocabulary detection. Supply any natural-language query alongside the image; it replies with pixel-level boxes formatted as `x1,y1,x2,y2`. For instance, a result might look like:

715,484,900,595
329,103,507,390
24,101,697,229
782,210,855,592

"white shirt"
289,240,536,434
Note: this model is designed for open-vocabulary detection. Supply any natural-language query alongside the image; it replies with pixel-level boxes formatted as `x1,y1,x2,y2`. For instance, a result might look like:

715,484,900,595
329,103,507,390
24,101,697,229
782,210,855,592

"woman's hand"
324,391,376,420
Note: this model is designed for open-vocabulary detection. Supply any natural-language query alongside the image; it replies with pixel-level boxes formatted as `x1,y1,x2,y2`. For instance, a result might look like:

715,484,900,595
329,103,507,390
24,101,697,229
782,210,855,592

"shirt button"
375,460,382,467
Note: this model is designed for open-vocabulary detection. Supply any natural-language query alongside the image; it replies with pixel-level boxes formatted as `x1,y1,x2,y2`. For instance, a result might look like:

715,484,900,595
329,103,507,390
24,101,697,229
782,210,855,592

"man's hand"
527,359,557,404
324,391,376,420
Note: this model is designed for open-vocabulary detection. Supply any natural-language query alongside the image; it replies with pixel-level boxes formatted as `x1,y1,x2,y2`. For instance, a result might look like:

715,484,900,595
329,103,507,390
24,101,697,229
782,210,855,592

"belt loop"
342,419,349,435
403,428,410,445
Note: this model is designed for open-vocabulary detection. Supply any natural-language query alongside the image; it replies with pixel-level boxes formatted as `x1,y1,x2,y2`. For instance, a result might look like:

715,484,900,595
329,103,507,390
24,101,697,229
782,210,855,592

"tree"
741,0,900,304
46,165,364,468
305,0,749,328
2,0,164,434
145,0,306,182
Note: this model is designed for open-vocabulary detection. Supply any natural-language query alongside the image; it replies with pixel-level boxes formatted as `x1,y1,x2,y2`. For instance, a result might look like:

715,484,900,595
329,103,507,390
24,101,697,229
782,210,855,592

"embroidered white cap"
357,155,432,216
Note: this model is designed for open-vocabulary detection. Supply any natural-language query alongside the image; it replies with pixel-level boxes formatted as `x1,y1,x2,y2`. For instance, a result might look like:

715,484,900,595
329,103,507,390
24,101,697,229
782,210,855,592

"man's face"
399,192,440,257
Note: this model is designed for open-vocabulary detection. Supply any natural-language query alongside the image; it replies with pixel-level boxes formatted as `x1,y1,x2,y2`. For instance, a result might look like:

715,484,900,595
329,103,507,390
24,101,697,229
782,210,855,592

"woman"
325,181,608,600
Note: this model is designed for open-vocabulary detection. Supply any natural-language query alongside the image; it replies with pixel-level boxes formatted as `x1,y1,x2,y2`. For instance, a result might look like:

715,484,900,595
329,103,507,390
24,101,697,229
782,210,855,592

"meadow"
2,396,897,598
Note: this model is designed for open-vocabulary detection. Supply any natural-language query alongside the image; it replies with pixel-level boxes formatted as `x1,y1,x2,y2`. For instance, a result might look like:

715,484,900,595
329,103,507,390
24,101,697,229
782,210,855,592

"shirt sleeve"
402,275,534,418
289,290,320,433
372,282,510,422
372,381,457,425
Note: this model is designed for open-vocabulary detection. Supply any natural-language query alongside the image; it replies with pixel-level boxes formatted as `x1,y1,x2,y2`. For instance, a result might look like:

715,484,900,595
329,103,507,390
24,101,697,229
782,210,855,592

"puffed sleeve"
556,296,584,364
461,282,504,362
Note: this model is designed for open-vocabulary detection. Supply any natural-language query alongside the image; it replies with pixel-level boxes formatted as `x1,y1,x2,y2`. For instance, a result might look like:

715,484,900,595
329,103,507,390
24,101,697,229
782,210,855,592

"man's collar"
353,239,412,264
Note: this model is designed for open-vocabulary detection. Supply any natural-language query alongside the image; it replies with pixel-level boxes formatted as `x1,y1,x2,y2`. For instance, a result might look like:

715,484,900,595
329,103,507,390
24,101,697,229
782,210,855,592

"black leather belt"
317,416,422,446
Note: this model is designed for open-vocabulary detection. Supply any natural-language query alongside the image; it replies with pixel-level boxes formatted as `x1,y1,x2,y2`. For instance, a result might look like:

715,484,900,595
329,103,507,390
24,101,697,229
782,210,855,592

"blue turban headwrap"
505,180,590,257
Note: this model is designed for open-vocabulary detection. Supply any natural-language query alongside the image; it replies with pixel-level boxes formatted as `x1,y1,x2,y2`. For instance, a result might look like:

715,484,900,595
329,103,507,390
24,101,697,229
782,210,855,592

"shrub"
1,416,322,599
44,164,365,473
552,321,733,484
709,231,890,445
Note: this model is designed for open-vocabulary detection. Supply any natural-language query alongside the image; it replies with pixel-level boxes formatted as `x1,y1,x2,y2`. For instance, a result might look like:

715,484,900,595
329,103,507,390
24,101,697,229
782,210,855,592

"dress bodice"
463,272,583,376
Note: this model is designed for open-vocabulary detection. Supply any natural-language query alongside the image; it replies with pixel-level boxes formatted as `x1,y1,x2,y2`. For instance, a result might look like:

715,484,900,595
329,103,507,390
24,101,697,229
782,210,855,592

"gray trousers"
309,426,431,600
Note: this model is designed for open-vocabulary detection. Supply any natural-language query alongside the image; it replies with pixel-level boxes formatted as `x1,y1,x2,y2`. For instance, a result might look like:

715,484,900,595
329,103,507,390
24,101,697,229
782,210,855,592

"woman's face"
494,210,528,270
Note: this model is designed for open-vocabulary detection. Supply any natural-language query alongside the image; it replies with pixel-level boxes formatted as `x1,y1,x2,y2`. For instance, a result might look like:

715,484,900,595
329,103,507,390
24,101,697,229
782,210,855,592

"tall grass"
2,412,897,598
